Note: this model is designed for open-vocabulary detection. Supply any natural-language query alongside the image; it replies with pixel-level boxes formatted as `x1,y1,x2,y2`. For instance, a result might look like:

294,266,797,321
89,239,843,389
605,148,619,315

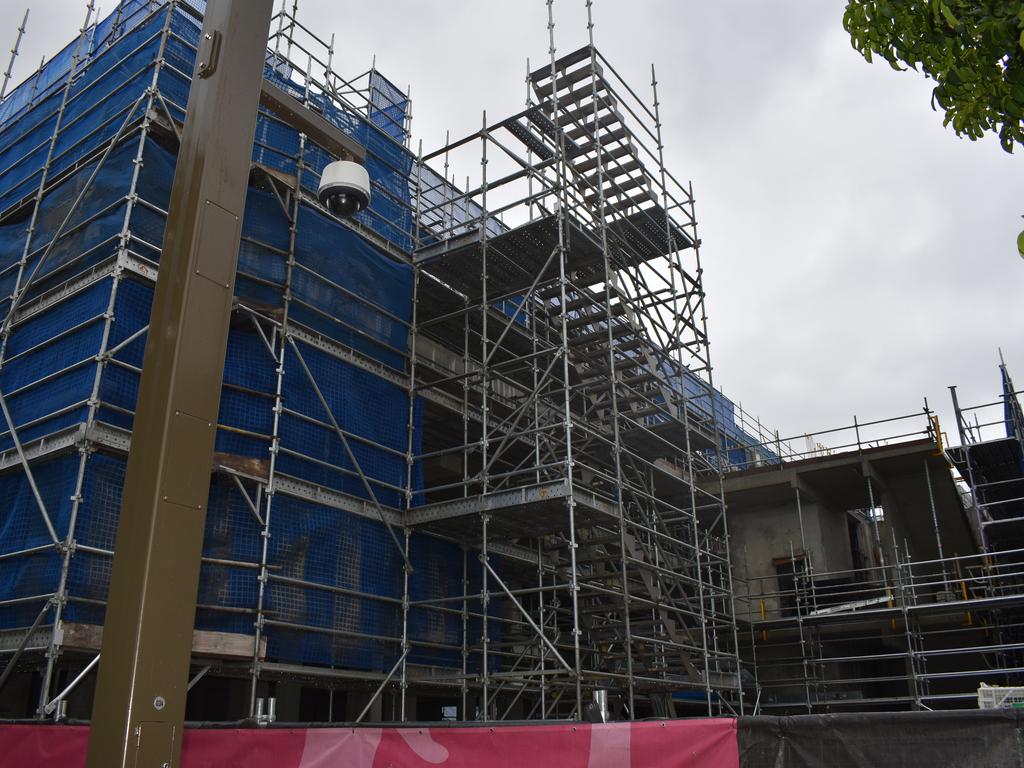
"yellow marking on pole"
931,415,944,455
961,580,973,625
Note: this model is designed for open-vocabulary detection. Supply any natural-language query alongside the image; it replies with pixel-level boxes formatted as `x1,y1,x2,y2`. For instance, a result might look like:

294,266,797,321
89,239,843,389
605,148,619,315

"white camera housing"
317,160,371,218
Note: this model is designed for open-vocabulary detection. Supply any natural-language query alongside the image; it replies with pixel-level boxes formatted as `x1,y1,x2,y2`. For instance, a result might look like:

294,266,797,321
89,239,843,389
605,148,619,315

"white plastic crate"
977,683,1024,709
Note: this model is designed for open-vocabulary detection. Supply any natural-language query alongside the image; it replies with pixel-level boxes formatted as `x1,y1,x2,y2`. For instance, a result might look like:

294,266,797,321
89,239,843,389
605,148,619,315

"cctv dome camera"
317,160,371,218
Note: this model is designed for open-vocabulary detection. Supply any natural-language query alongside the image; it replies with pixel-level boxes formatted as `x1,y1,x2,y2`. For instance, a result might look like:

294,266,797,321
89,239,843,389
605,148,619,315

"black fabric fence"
738,710,1023,768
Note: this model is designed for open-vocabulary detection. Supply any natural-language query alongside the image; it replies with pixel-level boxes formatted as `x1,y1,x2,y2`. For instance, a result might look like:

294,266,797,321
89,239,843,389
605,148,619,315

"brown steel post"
86,2,273,766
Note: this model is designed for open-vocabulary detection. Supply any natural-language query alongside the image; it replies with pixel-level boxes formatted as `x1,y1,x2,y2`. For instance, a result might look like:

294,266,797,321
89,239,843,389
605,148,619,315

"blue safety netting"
0,0,157,130
0,7,197,217
0,0,474,674
368,71,408,142
0,1,415,249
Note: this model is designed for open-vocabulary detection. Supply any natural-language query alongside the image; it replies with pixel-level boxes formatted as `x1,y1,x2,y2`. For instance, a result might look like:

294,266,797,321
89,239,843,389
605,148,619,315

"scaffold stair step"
538,83,611,115
603,190,657,215
616,336,646,351
589,157,644,181
524,105,587,157
586,176,649,206
556,96,615,129
570,551,623,567
563,292,620,313
573,341,640,361
566,602,630,616
565,304,625,331
576,358,647,378
579,533,624,547
576,126,630,152
533,60,604,99
582,379,648,396
626,404,671,420
572,144,633,175
622,372,658,386
568,324,633,347
618,391,662,406
566,111,623,142
531,45,596,82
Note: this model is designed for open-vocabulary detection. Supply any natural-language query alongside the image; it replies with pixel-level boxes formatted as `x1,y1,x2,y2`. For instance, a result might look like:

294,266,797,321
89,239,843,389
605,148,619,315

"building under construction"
0,0,1020,739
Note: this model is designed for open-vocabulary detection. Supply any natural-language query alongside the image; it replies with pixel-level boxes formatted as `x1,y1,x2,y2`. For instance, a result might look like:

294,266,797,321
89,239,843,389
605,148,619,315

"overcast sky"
6,0,1023,450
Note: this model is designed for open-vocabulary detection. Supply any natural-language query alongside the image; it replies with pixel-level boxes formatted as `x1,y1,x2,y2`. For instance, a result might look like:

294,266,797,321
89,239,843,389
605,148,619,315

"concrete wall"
731,492,860,621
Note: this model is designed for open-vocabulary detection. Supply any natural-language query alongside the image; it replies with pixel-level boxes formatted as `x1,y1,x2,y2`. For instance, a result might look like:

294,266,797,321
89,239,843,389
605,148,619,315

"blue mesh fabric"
266,494,402,669
0,453,79,629
278,339,413,510
0,1,160,131
0,0,470,675
290,203,412,369
0,10,171,215
368,71,409,142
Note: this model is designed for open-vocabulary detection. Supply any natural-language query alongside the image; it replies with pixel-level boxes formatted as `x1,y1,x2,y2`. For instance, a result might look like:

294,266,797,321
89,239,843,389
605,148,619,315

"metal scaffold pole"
0,9,29,101
585,0,635,718
546,0,584,720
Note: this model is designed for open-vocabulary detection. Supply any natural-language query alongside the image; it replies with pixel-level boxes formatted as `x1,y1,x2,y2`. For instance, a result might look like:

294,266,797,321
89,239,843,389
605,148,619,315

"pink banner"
0,718,737,767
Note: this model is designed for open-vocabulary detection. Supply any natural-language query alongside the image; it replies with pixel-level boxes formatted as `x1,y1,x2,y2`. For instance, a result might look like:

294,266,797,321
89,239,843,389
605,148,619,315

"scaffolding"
729,387,1024,714
743,543,1024,713
948,355,1024,554
0,0,432,721
403,0,753,716
1,0,1020,728
0,0,780,723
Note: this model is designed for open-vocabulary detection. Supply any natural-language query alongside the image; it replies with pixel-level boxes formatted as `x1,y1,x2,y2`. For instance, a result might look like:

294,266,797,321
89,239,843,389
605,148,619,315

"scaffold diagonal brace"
482,558,574,677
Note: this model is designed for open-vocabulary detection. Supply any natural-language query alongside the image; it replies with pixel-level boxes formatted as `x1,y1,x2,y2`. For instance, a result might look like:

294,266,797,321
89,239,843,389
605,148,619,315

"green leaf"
844,0,1023,151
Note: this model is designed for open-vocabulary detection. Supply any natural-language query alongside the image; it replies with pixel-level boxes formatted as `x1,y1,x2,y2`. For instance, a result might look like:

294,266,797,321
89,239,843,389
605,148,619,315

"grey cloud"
7,0,1022,448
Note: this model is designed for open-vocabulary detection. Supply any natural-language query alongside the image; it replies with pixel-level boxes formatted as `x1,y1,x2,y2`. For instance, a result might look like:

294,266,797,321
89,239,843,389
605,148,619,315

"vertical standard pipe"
650,61,715,711
922,458,949,589
794,485,808,563
950,385,988,552
460,547,469,720
250,131,305,716
584,0,634,718
794,485,818,614
790,540,812,713
477,108,492,722
865,473,888,585
40,5,178,716
87,4,274,766
400,141,423,723
537,539,547,718
479,112,490,500
481,512,490,719
893,537,921,709
0,9,29,101
1,0,96,712
399,528,411,722
546,0,584,720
